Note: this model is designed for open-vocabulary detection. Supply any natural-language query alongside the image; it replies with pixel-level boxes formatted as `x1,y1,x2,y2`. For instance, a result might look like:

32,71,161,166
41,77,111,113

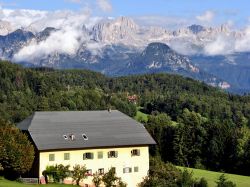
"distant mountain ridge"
0,16,250,93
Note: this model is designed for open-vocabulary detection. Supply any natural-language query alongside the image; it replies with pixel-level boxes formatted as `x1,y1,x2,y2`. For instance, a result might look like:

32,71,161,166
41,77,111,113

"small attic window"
82,134,88,140
63,135,68,140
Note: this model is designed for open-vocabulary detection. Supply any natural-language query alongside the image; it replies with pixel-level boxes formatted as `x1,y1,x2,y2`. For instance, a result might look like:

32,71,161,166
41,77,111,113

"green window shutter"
134,167,139,172
64,153,70,160
83,153,86,160
49,154,55,161
115,151,118,158
129,168,132,173
98,151,103,159
138,149,140,156
91,153,94,159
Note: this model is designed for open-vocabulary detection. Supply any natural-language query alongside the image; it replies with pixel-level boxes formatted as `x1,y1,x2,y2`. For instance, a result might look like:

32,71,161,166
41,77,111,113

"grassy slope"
178,167,250,187
135,110,148,122
0,178,70,187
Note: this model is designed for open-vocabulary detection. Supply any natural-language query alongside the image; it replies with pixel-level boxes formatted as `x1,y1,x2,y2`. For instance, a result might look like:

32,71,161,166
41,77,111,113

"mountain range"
0,16,249,93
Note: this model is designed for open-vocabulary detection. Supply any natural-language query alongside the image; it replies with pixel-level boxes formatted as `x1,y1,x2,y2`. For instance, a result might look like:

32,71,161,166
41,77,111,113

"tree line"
1,60,250,179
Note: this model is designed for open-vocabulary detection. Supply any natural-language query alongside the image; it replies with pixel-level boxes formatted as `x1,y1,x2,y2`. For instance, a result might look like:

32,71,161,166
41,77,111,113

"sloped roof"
17,110,156,151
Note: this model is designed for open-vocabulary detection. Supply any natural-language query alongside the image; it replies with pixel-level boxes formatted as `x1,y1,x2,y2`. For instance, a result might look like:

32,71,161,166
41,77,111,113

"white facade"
39,146,149,187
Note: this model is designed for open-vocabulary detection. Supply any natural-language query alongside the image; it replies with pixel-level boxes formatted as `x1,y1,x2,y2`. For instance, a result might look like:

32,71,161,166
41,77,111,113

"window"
49,154,55,161
98,151,103,159
63,135,68,140
98,168,104,175
86,169,92,176
83,152,94,160
131,149,140,156
64,153,70,160
108,151,118,158
123,167,132,173
82,133,88,140
134,166,139,172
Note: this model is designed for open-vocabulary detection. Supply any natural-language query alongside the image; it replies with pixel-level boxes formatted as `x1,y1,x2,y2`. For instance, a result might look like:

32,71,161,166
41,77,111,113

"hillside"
1,61,250,177
178,167,250,187
2,16,250,93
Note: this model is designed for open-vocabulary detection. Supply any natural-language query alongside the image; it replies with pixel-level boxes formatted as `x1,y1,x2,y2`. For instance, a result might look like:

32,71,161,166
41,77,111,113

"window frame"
98,168,104,175
108,151,118,158
49,154,55,161
97,151,103,159
123,167,132,173
134,166,139,172
64,153,70,160
131,149,140,156
83,152,94,160
86,169,92,176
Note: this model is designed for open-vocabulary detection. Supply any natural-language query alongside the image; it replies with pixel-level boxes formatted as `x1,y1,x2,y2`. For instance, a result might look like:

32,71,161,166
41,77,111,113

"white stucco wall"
39,146,149,187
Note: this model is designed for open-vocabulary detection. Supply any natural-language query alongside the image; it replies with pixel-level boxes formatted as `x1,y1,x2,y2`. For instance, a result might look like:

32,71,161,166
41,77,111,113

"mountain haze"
0,16,250,93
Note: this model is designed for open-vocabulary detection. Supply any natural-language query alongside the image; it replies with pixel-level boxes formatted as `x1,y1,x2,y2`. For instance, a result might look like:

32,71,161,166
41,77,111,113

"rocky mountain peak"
137,42,199,73
144,42,172,54
91,16,139,44
188,24,206,34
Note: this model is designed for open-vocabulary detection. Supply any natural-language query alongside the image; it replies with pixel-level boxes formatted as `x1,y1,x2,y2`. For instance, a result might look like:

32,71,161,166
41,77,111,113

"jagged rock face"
0,29,35,59
136,42,197,72
128,42,200,74
188,24,206,34
91,17,140,44
3,16,250,92
36,27,57,41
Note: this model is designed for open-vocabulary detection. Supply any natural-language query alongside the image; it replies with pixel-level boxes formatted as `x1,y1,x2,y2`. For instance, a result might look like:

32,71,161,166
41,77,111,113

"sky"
0,0,250,28
1,0,250,60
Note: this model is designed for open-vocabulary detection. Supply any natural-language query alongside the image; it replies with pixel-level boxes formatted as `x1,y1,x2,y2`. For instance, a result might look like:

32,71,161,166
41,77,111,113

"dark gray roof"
17,110,156,151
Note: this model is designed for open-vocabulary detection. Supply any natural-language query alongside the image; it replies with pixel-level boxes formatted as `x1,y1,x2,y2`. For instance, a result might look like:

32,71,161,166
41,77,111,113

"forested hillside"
1,61,250,177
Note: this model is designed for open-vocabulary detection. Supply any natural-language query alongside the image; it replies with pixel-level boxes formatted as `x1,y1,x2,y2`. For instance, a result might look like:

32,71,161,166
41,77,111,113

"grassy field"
178,167,250,187
134,107,148,122
0,178,70,187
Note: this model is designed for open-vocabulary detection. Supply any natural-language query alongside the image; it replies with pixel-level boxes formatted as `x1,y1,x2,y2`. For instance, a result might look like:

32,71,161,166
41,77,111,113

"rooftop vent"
69,134,75,141
82,133,88,140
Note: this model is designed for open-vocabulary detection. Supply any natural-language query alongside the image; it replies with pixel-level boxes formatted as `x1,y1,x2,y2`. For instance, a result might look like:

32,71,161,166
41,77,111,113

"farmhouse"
17,110,156,187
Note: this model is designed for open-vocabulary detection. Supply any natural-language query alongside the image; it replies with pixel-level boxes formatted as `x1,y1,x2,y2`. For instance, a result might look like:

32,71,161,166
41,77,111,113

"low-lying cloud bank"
10,9,97,62
0,7,250,62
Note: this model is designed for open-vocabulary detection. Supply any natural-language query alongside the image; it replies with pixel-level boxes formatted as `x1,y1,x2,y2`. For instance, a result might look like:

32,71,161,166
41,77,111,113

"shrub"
44,164,70,183
216,174,236,187
0,119,34,180
72,164,87,186
102,168,127,187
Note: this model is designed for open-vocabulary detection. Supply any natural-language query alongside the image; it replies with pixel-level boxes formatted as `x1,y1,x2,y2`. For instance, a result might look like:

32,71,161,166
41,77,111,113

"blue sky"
1,0,250,28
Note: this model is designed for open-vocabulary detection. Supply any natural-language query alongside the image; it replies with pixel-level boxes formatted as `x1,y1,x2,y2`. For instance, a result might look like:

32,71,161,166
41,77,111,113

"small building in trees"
17,110,155,187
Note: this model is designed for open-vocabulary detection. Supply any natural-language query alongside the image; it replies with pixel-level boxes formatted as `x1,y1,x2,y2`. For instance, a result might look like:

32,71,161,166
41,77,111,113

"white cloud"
12,9,94,62
196,10,215,22
0,9,48,30
204,35,235,55
96,0,112,12
202,26,250,55
65,0,82,3
235,27,250,52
